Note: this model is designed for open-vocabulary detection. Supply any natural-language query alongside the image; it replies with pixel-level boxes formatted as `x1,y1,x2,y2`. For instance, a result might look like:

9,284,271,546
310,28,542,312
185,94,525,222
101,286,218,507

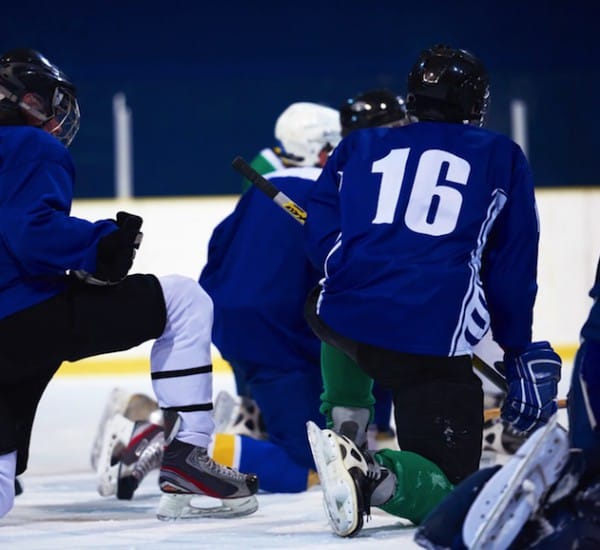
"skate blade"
306,421,362,537
463,417,569,549
156,493,258,520
96,413,136,497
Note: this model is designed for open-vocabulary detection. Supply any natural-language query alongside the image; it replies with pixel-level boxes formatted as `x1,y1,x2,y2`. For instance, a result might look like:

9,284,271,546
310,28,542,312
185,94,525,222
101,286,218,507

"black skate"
157,438,259,520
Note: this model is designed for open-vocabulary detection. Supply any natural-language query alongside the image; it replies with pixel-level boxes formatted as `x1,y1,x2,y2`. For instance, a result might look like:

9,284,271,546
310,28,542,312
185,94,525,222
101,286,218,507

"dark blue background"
3,1,597,196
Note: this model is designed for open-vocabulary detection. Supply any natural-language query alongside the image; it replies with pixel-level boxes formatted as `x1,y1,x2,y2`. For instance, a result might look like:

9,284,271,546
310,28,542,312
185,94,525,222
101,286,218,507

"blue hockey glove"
501,341,561,434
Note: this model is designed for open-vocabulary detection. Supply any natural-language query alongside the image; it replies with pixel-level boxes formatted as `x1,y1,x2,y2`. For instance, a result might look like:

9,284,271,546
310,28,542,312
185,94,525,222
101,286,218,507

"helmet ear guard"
0,48,80,146
407,44,490,127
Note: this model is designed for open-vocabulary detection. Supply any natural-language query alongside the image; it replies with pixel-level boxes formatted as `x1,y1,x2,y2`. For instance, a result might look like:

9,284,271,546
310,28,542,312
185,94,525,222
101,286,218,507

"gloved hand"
75,211,143,285
501,341,561,434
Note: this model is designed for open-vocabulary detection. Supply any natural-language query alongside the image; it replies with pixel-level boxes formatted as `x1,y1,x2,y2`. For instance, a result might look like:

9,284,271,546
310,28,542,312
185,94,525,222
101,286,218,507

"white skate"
213,391,267,439
463,416,569,549
90,387,132,470
307,420,385,537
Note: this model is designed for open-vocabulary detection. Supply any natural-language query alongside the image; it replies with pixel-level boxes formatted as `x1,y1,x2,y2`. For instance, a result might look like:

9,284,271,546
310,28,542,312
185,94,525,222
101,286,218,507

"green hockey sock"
375,448,453,525
319,342,374,425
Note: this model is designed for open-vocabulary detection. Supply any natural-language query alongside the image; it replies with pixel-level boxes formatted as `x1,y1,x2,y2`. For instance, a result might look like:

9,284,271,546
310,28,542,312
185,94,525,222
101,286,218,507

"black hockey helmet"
340,88,408,137
406,44,489,127
0,48,80,146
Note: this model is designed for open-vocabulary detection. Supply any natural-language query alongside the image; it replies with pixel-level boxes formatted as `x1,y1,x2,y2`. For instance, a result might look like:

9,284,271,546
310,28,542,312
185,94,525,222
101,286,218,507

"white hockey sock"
151,275,215,449
0,451,16,518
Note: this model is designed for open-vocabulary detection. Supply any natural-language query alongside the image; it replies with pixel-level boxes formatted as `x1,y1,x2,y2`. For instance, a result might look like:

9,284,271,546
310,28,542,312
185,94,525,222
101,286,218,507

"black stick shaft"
231,156,307,225
232,155,507,393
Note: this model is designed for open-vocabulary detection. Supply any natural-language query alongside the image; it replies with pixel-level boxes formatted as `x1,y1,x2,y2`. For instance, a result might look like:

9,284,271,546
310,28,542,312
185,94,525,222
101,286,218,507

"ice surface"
3,362,573,549
3,373,420,549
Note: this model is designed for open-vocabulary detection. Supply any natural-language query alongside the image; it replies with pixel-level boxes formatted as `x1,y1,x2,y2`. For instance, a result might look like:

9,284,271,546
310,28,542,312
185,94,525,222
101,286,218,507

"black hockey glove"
75,211,143,285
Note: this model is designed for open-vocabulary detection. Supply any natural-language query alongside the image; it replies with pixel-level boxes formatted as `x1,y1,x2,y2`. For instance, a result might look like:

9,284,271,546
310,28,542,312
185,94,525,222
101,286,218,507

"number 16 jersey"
304,121,538,357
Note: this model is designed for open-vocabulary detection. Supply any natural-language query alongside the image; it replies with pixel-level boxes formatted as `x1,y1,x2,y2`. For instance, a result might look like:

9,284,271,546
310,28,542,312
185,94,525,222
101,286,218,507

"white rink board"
71,187,600,351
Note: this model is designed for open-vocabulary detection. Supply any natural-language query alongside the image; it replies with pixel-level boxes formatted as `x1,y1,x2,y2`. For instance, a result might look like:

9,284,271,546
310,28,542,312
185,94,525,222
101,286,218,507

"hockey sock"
374,448,453,525
0,451,16,518
320,342,375,425
210,433,310,493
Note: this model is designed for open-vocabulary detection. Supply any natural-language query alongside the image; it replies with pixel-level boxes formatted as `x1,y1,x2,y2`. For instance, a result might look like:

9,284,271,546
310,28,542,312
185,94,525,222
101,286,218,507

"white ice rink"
1,364,574,549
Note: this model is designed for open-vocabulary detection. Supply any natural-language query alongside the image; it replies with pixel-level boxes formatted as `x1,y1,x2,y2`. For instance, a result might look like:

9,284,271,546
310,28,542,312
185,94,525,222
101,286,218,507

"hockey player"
93,93,412,499
415,255,600,549
303,44,561,537
0,48,258,520
199,102,341,493
245,92,410,444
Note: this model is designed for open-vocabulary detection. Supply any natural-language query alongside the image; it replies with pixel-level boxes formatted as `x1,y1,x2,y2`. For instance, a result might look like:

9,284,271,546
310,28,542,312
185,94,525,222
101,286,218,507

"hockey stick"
232,156,307,225
231,155,510,392
483,398,568,423
472,355,508,393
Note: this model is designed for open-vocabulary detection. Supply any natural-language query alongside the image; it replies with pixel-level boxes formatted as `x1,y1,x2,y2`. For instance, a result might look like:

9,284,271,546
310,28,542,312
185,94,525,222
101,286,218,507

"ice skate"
463,417,570,549
96,412,164,499
157,437,259,520
306,420,394,537
480,417,529,467
213,390,267,439
90,388,160,471
90,388,132,470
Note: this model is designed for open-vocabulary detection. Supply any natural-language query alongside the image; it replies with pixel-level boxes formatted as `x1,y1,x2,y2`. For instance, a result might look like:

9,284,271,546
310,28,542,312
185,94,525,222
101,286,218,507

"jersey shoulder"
0,126,70,168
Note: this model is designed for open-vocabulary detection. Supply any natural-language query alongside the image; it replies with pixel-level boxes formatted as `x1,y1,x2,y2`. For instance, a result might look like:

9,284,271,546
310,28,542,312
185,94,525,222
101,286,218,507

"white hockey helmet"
274,102,341,167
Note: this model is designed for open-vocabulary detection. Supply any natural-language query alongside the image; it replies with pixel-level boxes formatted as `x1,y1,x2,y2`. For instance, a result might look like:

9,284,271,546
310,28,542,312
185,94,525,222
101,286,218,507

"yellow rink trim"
56,356,233,376
55,344,578,377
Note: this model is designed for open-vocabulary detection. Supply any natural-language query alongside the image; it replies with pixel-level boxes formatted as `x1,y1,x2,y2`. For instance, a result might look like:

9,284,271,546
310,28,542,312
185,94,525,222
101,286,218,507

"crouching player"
415,255,600,549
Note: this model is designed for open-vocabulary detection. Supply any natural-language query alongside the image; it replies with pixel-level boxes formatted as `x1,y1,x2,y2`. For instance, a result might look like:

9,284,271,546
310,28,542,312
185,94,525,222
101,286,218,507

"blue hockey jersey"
582,257,600,342
199,167,322,371
304,122,539,356
0,126,117,320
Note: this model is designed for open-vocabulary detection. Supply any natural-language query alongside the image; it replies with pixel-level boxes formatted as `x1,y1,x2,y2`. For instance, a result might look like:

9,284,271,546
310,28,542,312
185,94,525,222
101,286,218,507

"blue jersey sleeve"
0,131,116,277
304,146,343,270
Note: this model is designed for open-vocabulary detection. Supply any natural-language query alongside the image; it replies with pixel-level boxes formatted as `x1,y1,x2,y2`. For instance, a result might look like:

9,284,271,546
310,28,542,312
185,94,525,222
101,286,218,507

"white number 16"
371,148,470,236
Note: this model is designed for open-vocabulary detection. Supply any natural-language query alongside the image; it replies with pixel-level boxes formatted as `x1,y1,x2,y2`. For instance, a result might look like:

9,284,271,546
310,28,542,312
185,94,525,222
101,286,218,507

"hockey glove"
501,341,561,434
76,211,143,285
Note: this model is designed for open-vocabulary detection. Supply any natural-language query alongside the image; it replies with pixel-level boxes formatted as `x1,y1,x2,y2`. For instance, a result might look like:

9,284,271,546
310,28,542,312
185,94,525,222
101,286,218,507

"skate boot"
463,417,569,549
96,412,164,499
306,420,396,537
157,411,259,520
330,406,371,449
90,389,160,470
213,390,267,439
115,422,165,500
481,396,528,467
90,388,132,470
